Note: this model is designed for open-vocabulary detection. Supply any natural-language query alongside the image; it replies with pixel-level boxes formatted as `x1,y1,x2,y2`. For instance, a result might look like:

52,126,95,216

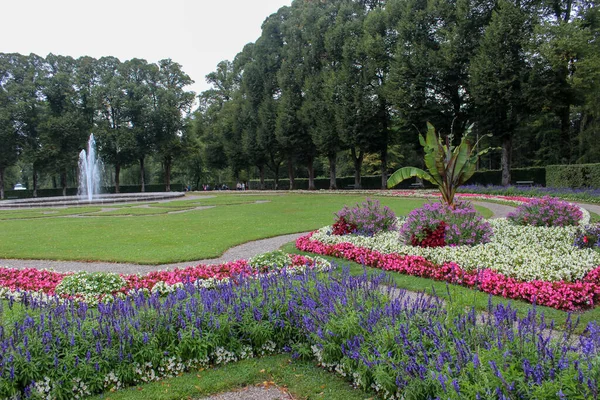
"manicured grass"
88,354,374,400
0,193,449,264
91,207,196,216
590,210,600,223
0,206,104,220
281,242,600,334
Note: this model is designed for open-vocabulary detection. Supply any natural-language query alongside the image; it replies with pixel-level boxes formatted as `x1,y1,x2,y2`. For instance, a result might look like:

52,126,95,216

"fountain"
78,134,102,201
0,134,185,209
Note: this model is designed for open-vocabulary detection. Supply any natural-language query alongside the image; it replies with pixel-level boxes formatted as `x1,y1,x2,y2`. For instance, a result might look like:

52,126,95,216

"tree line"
0,54,195,199
195,0,600,190
1,0,598,199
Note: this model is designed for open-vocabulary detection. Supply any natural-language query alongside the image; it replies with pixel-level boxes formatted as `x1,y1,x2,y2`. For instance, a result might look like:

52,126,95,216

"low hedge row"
547,164,600,188
248,176,433,190
249,168,547,190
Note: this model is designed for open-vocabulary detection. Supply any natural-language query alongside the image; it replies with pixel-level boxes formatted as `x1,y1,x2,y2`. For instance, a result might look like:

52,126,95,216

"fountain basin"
0,192,185,209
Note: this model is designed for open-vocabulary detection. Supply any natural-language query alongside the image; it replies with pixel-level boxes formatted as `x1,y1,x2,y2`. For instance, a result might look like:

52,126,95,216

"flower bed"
2,268,599,400
295,194,600,310
0,253,331,304
297,232,600,310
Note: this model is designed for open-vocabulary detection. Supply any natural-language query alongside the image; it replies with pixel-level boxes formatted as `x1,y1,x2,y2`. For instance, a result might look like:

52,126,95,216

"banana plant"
387,122,494,206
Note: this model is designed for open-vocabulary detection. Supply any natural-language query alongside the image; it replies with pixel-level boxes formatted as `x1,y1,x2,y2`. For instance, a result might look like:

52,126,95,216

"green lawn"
2,193,478,264
87,354,375,400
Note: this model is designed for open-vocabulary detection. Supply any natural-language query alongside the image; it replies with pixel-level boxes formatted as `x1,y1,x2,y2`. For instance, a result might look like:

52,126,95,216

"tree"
0,57,20,199
470,0,533,186
121,58,153,192
148,59,195,191
93,56,136,193
39,54,89,196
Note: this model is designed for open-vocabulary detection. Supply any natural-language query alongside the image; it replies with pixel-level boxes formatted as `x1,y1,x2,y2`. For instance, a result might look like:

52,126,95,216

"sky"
1,0,293,96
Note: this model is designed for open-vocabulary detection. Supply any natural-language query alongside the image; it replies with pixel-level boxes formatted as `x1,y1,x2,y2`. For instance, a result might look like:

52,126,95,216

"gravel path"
198,386,292,400
470,201,515,219
0,232,309,274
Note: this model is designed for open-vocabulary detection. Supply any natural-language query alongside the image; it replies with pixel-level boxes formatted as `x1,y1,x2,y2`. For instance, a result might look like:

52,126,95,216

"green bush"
248,175,433,190
469,167,546,186
547,164,600,188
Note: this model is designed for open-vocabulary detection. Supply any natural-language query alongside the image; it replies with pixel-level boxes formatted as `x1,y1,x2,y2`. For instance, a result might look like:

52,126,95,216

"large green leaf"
386,167,435,189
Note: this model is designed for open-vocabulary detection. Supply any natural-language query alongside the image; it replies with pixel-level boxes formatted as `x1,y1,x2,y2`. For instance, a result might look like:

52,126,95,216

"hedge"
469,167,546,186
248,175,434,190
545,164,600,188
248,168,546,190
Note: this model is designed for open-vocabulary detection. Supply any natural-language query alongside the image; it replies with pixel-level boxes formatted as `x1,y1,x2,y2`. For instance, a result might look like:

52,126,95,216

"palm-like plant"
387,122,493,206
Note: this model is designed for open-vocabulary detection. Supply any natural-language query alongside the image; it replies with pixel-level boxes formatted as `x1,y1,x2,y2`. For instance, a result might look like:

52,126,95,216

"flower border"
296,232,600,311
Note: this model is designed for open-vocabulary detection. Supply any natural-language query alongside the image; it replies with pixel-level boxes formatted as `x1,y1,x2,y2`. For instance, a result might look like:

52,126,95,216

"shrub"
334,198,397,236
248,250,294,272
331,217,357,235
55,271,127,304
400,201,493,247
507,196,582,227
574,224,600,249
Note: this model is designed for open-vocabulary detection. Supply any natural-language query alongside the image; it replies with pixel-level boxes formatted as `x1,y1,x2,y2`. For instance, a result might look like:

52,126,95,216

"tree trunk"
139,157,146,193
258,165,265,190
380,146,388,189
501,135,512,186
32,167,38,198
351,148,364,189
328,153,337,190
287,156,295,191
114,164,121,194
559,105,571,163
307,156,316,190
31,166,37,197
0,167,4,200
164,157,172,192
61,171,67,196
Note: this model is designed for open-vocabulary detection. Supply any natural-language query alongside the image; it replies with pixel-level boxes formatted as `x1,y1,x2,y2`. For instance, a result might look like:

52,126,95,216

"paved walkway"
0,232,309,274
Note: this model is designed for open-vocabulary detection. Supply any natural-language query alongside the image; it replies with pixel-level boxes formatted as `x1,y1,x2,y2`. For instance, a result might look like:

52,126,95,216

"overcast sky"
1,0,292,96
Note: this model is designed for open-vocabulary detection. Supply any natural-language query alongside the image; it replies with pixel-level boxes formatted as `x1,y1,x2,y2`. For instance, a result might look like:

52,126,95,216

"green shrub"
547,163,600,188
55,271,126,303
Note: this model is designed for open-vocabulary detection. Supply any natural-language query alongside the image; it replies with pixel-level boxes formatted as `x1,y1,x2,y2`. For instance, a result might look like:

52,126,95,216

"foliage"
546,163,600,188
0,255,330,304
331,217,357,236
458,184,600,204
298,232,600,310
507,196,583,227
574,224,600,250
399,201,493,247
311,207,599,283
248,250,298,272
334,198,397,236
3,268,600,399
387,122,493,205
55,271,127,303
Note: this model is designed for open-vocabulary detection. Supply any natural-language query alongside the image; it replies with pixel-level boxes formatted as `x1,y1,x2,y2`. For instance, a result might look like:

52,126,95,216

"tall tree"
149,59,195,191
121,58,153,192
94,56,136,193
39,54,88,195
0,56,20,199
470,0,534,186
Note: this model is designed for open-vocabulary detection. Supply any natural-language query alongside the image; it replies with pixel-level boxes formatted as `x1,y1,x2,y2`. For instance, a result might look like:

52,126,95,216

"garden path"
0,232,310,274
0,200,514,273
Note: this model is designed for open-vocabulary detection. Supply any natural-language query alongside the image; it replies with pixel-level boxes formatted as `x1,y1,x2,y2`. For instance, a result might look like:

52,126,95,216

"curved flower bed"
297,232,600,311
0,254,330,304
